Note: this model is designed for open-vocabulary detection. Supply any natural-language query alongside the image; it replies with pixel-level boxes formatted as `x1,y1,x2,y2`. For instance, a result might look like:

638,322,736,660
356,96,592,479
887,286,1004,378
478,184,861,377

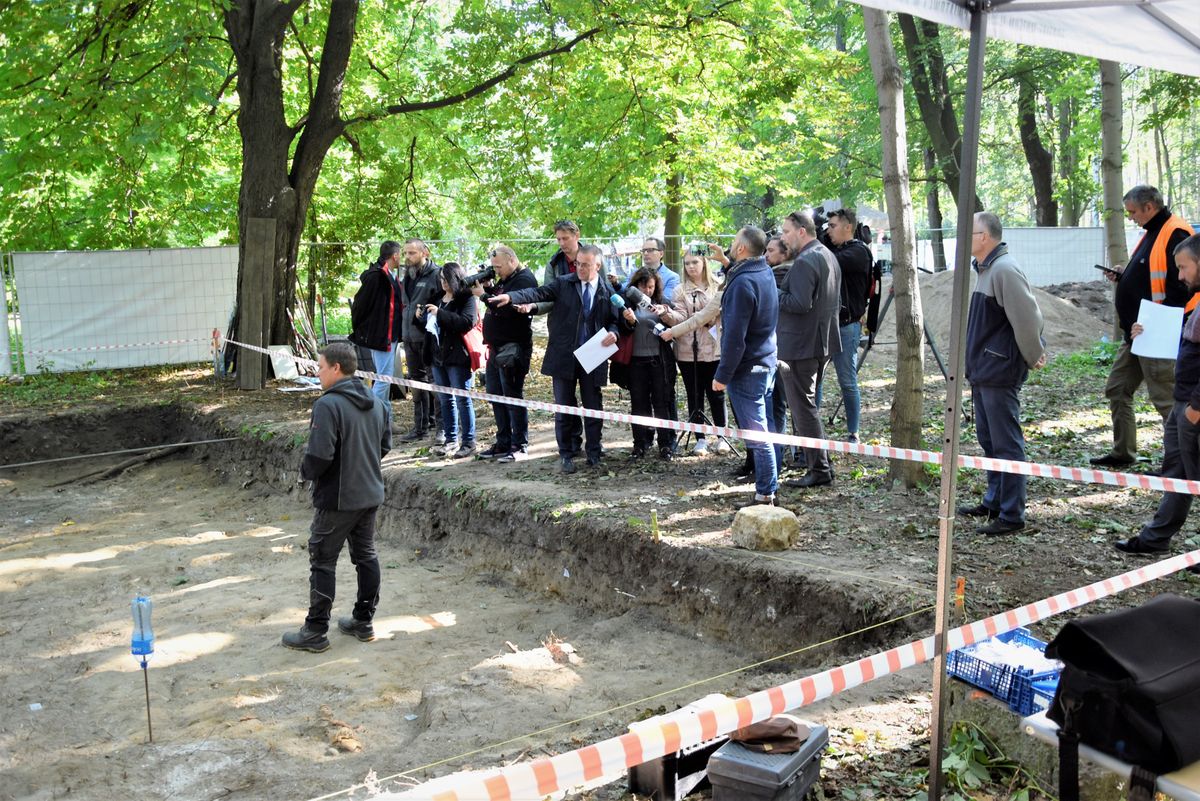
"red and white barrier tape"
223,336,1200,497
18,337,211,356
376,549,1199,800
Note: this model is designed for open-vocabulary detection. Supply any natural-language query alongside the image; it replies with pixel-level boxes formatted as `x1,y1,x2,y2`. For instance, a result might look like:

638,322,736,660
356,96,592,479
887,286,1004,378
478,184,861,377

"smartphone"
1095,264,1120,276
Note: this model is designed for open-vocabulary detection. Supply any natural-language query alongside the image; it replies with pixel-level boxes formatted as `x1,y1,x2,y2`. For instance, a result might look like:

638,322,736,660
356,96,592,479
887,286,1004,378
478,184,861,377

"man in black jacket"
1092,185,1194,467
491,244,619,474
823,208,873,443
398,238,441,441
477,245,538,461
283,342,392,653
1116,234,1200,555
349,241,403,402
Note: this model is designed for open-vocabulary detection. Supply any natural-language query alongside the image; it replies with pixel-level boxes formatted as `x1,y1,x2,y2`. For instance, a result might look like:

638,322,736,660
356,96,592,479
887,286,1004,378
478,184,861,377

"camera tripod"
676,297,740,457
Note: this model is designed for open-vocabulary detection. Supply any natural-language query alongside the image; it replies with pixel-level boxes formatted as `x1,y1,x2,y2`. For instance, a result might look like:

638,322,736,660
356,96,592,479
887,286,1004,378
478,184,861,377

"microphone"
609,293,627,311
624,285,652,310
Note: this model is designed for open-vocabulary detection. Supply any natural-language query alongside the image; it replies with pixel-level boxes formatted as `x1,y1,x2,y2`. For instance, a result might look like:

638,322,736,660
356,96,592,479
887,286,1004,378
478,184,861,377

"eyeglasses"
641,248,662,253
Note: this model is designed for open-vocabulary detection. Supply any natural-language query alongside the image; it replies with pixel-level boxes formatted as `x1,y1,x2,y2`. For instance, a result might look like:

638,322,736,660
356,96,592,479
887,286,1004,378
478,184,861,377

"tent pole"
927,3,987,799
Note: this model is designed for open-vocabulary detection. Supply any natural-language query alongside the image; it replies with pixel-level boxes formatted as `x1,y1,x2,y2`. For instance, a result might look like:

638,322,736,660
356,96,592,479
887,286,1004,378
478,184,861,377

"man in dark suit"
490,244,619,474
778,211,842,488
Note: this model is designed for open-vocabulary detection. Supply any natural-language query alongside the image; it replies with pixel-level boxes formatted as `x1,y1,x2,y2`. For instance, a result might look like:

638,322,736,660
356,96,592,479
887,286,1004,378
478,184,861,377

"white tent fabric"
856,0,1200,77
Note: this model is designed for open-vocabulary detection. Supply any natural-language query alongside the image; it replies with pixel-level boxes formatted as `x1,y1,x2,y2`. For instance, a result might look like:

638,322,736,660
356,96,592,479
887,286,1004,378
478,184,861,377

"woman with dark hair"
419,262,477,458
619,266,678,460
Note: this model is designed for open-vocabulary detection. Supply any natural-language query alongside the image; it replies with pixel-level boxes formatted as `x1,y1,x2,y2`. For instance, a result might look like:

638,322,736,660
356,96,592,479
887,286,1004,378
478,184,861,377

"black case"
707,724,829,801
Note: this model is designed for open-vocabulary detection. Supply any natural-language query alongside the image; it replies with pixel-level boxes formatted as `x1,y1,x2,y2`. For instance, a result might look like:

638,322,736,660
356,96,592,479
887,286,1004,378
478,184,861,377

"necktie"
578,282,592,346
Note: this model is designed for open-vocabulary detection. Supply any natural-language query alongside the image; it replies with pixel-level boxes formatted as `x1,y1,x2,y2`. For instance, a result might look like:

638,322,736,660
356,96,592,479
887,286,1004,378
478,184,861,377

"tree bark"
664,160,683,275
865,7,925,489
924,147,947,272
1017,74,1057,226
1057,97,1081,226
898,14,983,214
1100,59,1127,341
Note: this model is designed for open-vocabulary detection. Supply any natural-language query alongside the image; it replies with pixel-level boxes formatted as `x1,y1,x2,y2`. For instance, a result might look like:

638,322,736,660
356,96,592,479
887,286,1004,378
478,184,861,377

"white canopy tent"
847,1,1200,796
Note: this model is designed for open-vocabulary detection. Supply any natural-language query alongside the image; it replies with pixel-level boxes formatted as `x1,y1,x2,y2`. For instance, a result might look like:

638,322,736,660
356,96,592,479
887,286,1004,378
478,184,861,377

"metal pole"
928,4,987,799
142,662,153,743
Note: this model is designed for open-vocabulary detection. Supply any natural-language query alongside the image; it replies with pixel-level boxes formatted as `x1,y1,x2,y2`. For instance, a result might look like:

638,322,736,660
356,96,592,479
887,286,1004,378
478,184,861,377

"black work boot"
337,616,376,642
281,626,330,653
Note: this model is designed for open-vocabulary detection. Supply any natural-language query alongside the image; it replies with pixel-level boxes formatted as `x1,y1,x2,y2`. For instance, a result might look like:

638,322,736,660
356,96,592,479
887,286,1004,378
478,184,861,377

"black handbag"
1045,594,1200,801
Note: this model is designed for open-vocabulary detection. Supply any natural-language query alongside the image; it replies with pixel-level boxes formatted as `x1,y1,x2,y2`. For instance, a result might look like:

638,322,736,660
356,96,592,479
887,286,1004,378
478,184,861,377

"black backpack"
1045,594,1200,801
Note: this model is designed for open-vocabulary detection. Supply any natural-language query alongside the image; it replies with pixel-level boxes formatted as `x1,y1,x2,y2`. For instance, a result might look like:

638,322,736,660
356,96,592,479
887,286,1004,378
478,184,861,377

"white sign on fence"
12,247,238,373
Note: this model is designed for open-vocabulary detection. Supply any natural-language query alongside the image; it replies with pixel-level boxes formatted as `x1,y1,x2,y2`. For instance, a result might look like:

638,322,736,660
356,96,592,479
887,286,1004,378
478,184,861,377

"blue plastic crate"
946,627,1061,716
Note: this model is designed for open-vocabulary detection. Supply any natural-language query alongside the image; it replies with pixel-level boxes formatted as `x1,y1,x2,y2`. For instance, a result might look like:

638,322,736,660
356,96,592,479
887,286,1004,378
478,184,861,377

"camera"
464,264,496,286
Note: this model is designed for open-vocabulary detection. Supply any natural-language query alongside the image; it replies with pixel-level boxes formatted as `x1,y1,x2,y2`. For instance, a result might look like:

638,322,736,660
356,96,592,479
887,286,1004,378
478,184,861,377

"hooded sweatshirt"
301,376,392,510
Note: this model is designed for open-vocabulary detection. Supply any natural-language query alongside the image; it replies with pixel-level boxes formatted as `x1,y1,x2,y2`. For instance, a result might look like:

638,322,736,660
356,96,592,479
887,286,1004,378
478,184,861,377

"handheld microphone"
609,293,626,311
624,285,652,310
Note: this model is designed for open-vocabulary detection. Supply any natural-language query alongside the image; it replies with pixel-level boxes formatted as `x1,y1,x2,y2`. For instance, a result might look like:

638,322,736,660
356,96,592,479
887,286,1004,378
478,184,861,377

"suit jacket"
777,240,842,362
507,273,619,382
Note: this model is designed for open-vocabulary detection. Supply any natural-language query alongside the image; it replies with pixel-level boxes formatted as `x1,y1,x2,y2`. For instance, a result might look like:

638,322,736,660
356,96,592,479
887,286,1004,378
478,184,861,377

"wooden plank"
238,217,276,389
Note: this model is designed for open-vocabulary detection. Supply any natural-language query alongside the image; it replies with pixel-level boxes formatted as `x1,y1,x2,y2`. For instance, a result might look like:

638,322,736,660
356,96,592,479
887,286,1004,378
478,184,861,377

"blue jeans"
484,344,531,451
369,347,396,403
431,363,476,445
727,366,778,498
816,322,861,435
972,383,1026,524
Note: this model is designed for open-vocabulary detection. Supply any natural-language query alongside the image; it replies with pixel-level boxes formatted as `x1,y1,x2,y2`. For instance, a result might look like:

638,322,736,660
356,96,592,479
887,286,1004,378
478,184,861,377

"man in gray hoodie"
283,342,392,653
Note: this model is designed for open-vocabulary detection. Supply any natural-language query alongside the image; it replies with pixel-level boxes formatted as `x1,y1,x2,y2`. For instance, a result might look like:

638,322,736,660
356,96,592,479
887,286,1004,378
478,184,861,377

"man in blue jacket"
713,226,780,505
491,244,619,474
283,342,392,653
957,212,1046,536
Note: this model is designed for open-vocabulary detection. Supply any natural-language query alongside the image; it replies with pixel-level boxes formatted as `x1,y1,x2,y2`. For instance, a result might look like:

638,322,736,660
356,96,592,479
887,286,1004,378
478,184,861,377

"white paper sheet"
574,328,618,373
424,310,440,341
1131,299,1184,360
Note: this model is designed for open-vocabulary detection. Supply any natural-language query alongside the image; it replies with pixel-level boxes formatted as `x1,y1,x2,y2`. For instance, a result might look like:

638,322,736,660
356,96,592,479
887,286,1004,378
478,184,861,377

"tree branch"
344,26,604,126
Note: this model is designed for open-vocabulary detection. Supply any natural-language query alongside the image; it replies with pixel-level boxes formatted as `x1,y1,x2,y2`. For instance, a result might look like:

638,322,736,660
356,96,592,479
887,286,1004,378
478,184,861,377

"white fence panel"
13,247,238,373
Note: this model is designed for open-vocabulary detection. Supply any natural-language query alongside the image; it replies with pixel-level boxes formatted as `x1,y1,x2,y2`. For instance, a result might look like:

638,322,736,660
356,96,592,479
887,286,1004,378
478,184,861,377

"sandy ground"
0,454,933,801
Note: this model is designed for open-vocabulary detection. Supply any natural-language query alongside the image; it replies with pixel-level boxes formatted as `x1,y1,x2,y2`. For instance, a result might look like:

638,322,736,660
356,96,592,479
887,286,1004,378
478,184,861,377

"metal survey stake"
130,596,155,743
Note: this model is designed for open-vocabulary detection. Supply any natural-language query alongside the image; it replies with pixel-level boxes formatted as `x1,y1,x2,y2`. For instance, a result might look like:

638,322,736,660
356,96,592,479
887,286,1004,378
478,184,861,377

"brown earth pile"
889,270,1112,355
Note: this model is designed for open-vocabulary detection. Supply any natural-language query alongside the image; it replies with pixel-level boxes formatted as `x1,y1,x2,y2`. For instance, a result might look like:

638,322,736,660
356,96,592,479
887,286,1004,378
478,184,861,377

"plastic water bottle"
131,596,154,657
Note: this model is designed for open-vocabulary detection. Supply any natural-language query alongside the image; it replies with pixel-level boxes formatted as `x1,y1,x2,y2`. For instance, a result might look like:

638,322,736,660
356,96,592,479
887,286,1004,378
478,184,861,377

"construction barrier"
223,336,1200,497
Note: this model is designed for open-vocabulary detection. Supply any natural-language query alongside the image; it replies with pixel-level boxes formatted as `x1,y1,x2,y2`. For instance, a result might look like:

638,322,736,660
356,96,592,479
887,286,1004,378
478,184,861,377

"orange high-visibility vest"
1136,213,1197,311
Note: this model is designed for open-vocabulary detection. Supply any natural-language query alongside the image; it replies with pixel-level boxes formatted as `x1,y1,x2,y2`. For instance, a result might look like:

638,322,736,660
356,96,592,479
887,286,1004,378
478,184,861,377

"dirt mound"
1041,280,1117,330
898,270,1111,355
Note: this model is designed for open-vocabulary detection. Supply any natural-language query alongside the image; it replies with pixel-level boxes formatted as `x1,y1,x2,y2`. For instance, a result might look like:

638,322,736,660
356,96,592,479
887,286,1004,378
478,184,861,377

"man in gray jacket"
283,342,392,653
957,212,1046,535
778,211,842,488
398,239,440,441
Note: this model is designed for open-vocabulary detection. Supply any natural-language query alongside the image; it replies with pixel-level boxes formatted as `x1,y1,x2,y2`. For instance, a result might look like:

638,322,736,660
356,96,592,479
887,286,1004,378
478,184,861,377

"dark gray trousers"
1139,402,1200,547
780,357,831,476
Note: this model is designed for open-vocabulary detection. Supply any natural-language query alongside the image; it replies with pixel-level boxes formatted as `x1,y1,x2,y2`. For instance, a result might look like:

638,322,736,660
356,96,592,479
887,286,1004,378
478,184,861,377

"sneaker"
477,444,507,460
337,616,376,642
498,446,528,463
713,439,731,454
281,626,330,653
587,453,603,468
738,493,775,508
453,442,477,459
630,447,647,460
398,428,426,442
845,433,860,445
440,441,458,456
693,439,709,456
560,457,577,474
659,447,675,461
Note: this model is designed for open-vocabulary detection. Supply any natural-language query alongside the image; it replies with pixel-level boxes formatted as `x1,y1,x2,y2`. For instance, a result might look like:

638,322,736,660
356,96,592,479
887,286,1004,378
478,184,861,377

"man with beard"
397,238,440,442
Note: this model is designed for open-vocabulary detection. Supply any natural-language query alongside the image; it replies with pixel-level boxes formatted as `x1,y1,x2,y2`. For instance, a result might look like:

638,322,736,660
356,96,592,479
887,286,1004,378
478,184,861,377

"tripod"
676,292,741,457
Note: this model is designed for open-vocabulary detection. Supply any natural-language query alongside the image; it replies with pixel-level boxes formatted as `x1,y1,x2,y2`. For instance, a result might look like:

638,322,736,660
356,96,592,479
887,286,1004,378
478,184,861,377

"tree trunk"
1100,59,1127,341
664,163,683,275
1057,97,1081,226
924,147,947,272
223,0,357,385
898,14,983,215
865,7,925,489
1017,75,1058,226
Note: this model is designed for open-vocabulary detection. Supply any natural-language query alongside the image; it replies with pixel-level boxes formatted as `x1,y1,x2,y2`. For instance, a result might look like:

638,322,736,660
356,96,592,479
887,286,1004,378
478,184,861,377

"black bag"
1045,594,1200,801
494,342,523,371
864,261,883,347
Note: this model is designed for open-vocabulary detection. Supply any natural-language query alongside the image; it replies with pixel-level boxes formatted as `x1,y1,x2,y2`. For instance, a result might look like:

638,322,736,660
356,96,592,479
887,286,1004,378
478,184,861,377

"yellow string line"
306,604,936,801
